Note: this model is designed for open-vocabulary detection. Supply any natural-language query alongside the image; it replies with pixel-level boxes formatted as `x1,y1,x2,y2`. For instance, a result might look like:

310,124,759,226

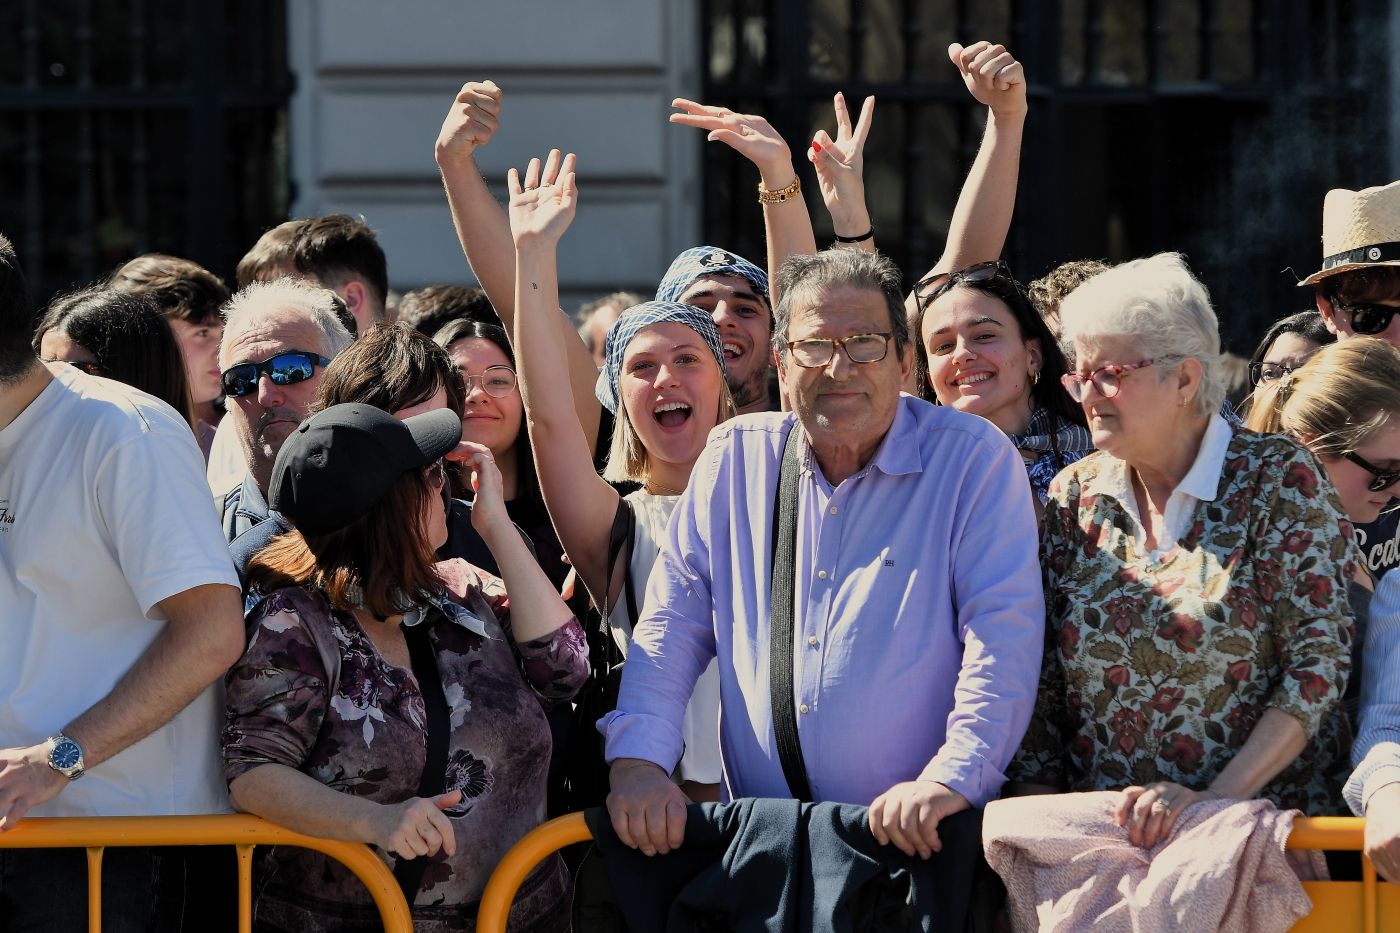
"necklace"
644,480,685,497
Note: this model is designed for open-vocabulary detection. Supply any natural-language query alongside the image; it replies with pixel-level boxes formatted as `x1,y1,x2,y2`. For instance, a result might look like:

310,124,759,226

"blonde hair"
1245,338,1400,457
602,379,736,484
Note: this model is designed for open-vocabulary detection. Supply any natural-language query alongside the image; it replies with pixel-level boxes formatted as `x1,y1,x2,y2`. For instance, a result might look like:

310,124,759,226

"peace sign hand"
809,92,874,230
670,99,794,187
507,149,578,246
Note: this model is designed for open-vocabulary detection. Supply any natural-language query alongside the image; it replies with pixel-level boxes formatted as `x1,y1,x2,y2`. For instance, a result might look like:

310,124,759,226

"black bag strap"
598,496,637,670
769,425,814,801
392,617,453,903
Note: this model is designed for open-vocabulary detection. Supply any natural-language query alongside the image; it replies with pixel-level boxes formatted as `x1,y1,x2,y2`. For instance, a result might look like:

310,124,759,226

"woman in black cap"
222,402,588,933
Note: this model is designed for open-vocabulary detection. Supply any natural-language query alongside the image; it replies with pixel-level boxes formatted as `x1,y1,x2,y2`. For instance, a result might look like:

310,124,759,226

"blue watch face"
52,740,81,770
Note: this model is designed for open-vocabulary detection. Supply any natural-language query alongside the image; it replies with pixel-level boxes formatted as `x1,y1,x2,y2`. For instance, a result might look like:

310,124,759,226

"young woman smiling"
507,151,732,799
917,263,1089,511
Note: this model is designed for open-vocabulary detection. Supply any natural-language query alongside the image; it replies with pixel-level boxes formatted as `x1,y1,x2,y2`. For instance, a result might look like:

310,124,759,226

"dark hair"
32,287,193,424
291,214,389,314
236,220,302,288
314,322,466,418
1248,310,1336,367
0,233,36,382
773,249,910,355
1317,267,1400,306
245,468,441,619
109,254,230,324
433,319,542,504
397,285,498,337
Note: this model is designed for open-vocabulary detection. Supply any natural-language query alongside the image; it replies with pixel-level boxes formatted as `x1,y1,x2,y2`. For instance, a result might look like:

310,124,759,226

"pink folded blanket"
983,792,1327,933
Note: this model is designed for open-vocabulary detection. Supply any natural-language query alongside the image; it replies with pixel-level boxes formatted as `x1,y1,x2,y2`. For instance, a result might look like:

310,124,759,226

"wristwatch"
46,734,85,780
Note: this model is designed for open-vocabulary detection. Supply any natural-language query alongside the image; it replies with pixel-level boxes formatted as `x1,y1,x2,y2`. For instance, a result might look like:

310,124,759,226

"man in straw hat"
1300,180,1400,579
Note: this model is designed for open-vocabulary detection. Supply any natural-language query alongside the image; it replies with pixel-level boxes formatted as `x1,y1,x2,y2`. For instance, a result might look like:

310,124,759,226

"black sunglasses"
916,260,1013,309
1345,450,1400,493
1340,301,1400,336
220,350,332,398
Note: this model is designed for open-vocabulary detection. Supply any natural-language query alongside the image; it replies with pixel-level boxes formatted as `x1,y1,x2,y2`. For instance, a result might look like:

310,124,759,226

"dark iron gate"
701,0,1388,350
0,0,292,301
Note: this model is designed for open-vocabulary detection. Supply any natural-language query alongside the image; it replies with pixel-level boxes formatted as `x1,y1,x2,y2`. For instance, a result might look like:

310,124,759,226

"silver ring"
1152,799,1171,813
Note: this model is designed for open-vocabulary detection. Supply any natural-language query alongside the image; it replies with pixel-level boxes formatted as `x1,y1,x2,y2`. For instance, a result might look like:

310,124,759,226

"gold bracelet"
757,175,801,204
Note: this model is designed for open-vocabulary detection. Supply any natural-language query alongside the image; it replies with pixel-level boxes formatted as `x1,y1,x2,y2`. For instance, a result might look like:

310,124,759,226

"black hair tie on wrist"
832,226,875,244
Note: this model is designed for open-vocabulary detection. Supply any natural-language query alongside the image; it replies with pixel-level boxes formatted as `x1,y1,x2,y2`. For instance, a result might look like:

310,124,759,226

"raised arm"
507,152,623,610
670,100,816,309
435,82,601,450
809,93,876,253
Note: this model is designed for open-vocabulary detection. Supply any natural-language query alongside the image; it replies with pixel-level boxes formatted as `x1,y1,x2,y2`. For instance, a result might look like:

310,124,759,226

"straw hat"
1299,180,1400,286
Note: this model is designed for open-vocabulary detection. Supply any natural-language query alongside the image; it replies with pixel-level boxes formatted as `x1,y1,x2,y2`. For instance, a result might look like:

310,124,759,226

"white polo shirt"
0,366,240,816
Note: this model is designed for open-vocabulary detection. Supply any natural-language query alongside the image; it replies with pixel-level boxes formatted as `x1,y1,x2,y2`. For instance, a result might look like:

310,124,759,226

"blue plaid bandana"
594,301,728,414
655,246,770,306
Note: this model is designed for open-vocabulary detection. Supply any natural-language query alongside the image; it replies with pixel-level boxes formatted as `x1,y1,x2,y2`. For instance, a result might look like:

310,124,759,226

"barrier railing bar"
0,815,411,933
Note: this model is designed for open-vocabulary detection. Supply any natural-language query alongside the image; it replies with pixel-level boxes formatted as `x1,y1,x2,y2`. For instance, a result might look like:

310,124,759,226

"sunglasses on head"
220,351,331,398
916,260,1013,309
1345,450,1400,493
1338,300,1400,336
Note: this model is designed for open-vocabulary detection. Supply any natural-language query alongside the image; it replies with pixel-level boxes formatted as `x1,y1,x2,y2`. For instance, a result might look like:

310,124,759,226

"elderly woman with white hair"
1010,252,1358,846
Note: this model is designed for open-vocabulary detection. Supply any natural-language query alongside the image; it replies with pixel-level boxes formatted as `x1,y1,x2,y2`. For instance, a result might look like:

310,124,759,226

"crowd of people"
4,36,1400,933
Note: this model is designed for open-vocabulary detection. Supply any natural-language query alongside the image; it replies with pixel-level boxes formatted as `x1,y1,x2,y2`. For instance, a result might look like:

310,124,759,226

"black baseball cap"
269,403,462,536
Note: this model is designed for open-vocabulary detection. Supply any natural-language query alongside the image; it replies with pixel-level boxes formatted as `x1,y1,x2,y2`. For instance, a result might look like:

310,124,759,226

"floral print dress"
223,559,589,933
1012,430,1358,814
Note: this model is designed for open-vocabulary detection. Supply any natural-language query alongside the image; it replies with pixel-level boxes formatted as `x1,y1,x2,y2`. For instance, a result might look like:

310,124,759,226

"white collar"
1085,413,1232,507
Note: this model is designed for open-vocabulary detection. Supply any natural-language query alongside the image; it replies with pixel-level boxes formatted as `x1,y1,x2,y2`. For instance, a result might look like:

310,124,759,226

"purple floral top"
222,559,588,932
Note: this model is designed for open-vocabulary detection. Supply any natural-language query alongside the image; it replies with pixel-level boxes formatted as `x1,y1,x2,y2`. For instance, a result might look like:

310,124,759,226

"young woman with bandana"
507,152,733,801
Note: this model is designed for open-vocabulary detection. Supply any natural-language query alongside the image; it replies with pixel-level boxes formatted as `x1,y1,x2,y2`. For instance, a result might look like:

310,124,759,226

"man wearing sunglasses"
1301,180,1400,578
217,279,353,551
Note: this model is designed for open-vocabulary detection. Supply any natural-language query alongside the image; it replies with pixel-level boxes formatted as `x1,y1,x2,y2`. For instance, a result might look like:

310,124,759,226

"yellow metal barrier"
0,814,412,933
478,812,591,932
476,812,1395,933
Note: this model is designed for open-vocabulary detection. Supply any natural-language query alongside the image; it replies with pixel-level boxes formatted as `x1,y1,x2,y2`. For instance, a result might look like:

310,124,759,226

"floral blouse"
223,559,589,933
1012,430,1358,815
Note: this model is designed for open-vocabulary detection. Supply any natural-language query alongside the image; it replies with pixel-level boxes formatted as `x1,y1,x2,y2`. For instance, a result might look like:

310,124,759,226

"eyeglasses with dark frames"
1344,450,1400,493
783,333,893,368
220,350,332,398
1248,361,1302,386
914,260,1013,311
460,365,518,398
1060,356,1181,403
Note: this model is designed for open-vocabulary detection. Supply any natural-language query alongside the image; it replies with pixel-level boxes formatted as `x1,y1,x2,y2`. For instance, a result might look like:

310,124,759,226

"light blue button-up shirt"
601,396,1045,807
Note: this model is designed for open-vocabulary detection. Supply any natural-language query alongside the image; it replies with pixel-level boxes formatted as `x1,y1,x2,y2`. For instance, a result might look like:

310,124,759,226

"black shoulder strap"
392,618,453,903
769,425,814,801
601,496,637,668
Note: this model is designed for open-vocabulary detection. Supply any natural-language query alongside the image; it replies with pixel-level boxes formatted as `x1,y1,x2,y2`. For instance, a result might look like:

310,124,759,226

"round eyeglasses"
460,365,518,398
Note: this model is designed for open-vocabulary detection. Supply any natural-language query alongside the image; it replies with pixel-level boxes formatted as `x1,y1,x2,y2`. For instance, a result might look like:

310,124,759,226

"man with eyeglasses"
217,279,353,557
600,250,1043,923
1302,180,1400,577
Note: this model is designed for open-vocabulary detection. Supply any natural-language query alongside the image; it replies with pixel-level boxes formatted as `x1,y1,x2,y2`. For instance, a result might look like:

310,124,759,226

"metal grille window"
0,0,291,301
701,0,1388,350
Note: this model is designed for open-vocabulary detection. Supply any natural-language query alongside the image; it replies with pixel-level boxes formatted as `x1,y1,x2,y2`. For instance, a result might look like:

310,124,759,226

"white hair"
1058,252,1226,418
219,278,353,368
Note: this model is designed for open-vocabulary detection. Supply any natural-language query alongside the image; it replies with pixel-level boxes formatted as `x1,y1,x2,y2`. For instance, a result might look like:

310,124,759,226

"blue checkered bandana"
594,301,728,414
655,246,770,306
